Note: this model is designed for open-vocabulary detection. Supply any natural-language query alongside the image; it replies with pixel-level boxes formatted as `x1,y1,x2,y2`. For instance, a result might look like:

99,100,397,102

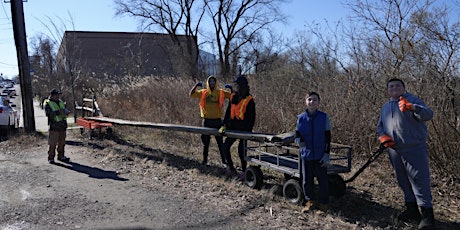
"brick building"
56,31,198,77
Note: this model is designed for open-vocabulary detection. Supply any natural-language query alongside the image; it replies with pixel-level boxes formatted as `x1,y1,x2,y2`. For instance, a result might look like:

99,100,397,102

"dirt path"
0,132,269,230
1,98,264,229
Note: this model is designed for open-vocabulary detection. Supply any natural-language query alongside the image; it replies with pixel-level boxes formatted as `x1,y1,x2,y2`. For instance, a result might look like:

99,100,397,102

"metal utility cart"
82,115,355,205
244,141,352,205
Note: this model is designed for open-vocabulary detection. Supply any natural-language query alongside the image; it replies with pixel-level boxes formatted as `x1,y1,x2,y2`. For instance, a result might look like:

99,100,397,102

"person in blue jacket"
295,92,331,214
377,78,435,229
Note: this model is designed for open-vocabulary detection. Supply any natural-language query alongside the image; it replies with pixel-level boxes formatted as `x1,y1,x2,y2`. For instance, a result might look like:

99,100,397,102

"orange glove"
379,135,395,148
399,96,414,112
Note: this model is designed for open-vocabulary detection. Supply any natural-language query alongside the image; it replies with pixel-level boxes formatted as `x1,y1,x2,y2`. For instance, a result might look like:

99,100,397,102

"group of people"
189,75,255,178
190,76,435,229
45,76,435,229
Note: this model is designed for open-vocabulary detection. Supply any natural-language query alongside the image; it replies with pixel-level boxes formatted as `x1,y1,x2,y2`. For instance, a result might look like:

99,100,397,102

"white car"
0,95,20,137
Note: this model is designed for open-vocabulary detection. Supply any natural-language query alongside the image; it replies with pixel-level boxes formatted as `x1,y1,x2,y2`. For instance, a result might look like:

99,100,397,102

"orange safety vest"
230,94,253,120
199,89,225,114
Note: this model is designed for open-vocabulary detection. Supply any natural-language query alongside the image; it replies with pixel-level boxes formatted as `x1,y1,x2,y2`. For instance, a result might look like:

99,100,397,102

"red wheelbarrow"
76,117,113,139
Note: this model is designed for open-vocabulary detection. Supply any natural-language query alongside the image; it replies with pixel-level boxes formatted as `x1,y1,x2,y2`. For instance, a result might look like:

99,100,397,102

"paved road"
0,125,226,230
30,99,75,133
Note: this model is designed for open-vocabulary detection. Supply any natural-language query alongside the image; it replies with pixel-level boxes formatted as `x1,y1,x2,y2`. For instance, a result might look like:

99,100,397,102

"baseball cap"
233,76,248,85
50,88,62,95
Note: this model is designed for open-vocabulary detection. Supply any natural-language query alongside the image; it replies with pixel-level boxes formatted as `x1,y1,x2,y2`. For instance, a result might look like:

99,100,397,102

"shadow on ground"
53,160,128,181
70,134,460,229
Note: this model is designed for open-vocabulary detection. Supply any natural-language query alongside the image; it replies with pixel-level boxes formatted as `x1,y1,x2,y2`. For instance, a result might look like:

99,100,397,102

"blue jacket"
296,110,330,160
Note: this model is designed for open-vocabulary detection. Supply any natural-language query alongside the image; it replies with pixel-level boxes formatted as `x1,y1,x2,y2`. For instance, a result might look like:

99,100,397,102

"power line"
1,1,11,21
0,60,16,66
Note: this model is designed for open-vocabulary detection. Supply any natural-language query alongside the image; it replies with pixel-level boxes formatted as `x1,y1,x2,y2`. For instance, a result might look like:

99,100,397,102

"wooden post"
10,0,35,132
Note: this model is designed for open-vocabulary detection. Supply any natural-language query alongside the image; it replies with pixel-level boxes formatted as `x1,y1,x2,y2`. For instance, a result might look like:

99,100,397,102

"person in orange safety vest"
190,75,232,166
218,75,256,178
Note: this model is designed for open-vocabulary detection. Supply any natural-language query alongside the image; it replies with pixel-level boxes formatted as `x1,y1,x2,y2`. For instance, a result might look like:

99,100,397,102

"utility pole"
10,0,36,132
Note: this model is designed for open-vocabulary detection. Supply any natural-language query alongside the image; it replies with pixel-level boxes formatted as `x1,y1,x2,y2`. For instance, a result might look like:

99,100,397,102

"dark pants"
223,137,247,172
302,159,329,204
201,119,225,164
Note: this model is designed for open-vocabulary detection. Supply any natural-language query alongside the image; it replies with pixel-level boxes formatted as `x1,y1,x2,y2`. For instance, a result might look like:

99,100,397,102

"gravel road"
0,130,278,230
1,93,270,230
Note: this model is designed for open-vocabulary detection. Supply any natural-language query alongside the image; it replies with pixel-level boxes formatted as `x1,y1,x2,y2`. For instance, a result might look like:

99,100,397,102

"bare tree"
275,0,459,175
33,13,86,113
238,30,287,74
344,0,460,174
29,35,56,102
205,0,287,78
114,0,206,77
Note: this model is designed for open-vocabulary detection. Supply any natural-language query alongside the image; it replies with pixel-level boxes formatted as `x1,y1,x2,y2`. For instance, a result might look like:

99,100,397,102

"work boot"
238,173,245,181
398,202,421,222
316,203,328,214
301,200,316,213
48,154,55,164
418,207,435,229
226,167,237,177
58,156,70,162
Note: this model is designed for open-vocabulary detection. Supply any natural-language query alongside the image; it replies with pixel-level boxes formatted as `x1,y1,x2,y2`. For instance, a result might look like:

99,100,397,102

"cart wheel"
244,166,263,189
328,174,346,197
283,179,304,205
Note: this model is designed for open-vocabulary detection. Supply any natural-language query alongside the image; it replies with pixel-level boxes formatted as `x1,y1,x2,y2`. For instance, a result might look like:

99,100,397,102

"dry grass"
93,74,459,177
27,72,459,228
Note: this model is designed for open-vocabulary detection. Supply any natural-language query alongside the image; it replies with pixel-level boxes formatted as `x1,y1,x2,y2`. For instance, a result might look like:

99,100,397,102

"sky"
0,0,352,79
0,0,456,79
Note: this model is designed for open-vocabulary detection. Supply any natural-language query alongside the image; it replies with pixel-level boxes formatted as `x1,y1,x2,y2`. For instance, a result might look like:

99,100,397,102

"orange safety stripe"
218,89,225,108
199,89,208,114
230,94,253,120
199,89,225,114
